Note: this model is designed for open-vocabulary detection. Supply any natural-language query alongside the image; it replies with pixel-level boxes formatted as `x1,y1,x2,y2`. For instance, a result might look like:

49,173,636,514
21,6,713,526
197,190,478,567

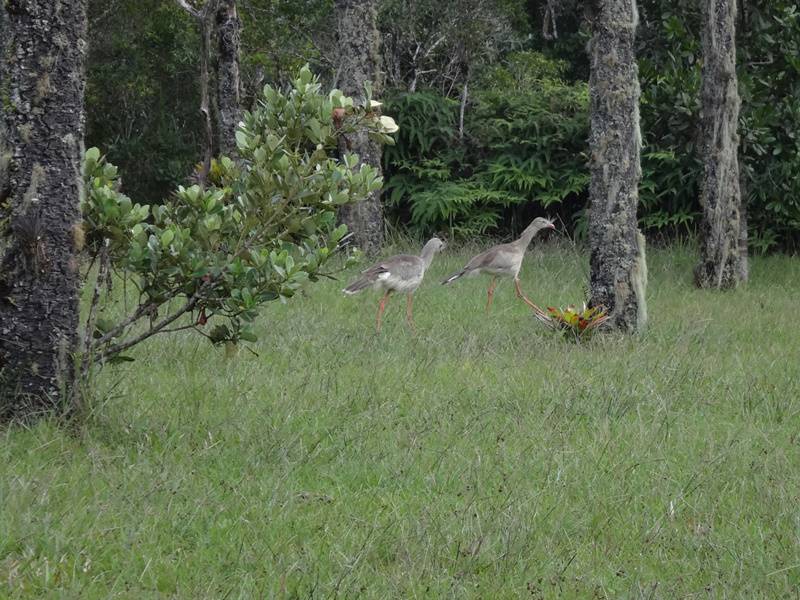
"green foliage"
379,0,520,94
81,67,392,361
637,0,800,249
738,2,800,251
637,6,704,240
638,151,700,237
383,52,589,237
470,52,589,208
86,0,203,203
85,0,338,204
238,0,334,98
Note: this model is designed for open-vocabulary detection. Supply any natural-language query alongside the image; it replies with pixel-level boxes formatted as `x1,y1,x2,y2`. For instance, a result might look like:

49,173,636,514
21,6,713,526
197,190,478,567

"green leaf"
209,325,230,344
235,130,248,150
239,330,258,343
108,355,136,365
203,214,222,231
160,229,175,248
85,147,101,163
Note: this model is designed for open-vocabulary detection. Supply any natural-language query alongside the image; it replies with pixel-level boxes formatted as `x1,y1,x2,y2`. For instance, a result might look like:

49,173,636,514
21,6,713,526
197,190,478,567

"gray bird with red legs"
343,238,446,333
442,217,555,312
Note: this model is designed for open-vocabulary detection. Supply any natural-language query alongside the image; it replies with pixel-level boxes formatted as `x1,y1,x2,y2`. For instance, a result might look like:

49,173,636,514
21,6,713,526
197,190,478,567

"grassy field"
2,241,799,598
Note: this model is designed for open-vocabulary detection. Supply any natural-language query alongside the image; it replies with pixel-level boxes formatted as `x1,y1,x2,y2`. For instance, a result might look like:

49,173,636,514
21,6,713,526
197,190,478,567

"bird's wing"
361,254,422,278
379,255,424,279
360,263,391,279
464,243,514,271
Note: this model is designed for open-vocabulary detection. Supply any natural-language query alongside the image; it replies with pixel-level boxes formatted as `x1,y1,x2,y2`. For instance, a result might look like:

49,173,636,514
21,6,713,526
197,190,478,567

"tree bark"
458,77,468,140
738,162,749,282
694,0,744,289
0,0,88,418
216,0,241,157
1,6,10,205
334,0,384,256
176,0,217,185
587,0,647,333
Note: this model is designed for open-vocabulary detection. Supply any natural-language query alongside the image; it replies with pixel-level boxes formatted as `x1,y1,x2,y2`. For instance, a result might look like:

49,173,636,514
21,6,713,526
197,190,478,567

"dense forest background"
86,0,800,251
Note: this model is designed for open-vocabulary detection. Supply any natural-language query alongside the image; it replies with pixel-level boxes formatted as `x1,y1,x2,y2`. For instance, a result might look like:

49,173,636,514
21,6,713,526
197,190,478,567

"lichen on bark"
694,0,745,289
215,0,241,157
0,0,87,418
586,0,647,333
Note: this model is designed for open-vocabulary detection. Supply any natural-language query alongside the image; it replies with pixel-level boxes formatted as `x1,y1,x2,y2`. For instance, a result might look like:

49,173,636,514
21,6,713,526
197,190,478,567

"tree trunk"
694,0,744,289
0,0,88,418
216,0,241,157
197,7,215,184
738,163,749,282
458,77,468,140
334,0,384,256
1,6,10,205
587,0,647,333
176,0,217,185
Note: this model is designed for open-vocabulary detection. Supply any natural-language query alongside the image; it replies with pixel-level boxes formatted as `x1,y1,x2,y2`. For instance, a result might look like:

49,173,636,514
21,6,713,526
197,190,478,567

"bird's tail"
342,277,371,295
441,269,465,285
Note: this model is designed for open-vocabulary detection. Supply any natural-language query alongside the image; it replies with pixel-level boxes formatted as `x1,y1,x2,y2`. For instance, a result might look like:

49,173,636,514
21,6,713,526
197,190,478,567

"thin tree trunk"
0,0,88,418
198,8,215,183
334,0,384,256
738,165,749,282
176,0,217,184
458,77,469,140
694,0,744,289
1,6,10,205
587,0,647,332
216,0,241,156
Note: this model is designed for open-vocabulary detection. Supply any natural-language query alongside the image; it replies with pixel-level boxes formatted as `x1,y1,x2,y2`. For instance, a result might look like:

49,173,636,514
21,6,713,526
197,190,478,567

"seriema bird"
442,217,555,312
343,238,445,333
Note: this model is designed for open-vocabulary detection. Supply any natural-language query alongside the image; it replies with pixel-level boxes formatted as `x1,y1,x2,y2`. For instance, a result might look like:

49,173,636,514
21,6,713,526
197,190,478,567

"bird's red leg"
406,293,416,332
376,291,391,333
485,276,497,313
514,277,545,314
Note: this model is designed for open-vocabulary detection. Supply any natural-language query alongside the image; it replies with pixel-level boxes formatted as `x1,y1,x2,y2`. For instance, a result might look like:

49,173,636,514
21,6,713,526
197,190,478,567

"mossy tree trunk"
694,0,745,289
334,0,384,256
216,0,241,157
587,0,647,332
0,0,88,418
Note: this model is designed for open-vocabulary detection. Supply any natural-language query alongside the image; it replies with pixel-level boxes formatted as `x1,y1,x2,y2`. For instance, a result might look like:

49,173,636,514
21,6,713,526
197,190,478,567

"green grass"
2,242,800,598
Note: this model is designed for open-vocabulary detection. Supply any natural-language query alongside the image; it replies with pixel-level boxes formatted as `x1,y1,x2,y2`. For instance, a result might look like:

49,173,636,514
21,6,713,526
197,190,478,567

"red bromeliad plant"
530,302,609,341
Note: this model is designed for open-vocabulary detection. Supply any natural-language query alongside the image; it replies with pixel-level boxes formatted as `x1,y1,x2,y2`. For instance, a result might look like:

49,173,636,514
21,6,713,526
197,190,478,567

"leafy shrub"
470,52,589,209
80,66,394,371
738,2,800,251
383,52,589,238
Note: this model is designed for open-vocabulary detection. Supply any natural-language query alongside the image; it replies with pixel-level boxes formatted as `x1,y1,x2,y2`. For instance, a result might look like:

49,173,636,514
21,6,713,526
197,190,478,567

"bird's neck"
514,225,539,250
419,243,438,268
